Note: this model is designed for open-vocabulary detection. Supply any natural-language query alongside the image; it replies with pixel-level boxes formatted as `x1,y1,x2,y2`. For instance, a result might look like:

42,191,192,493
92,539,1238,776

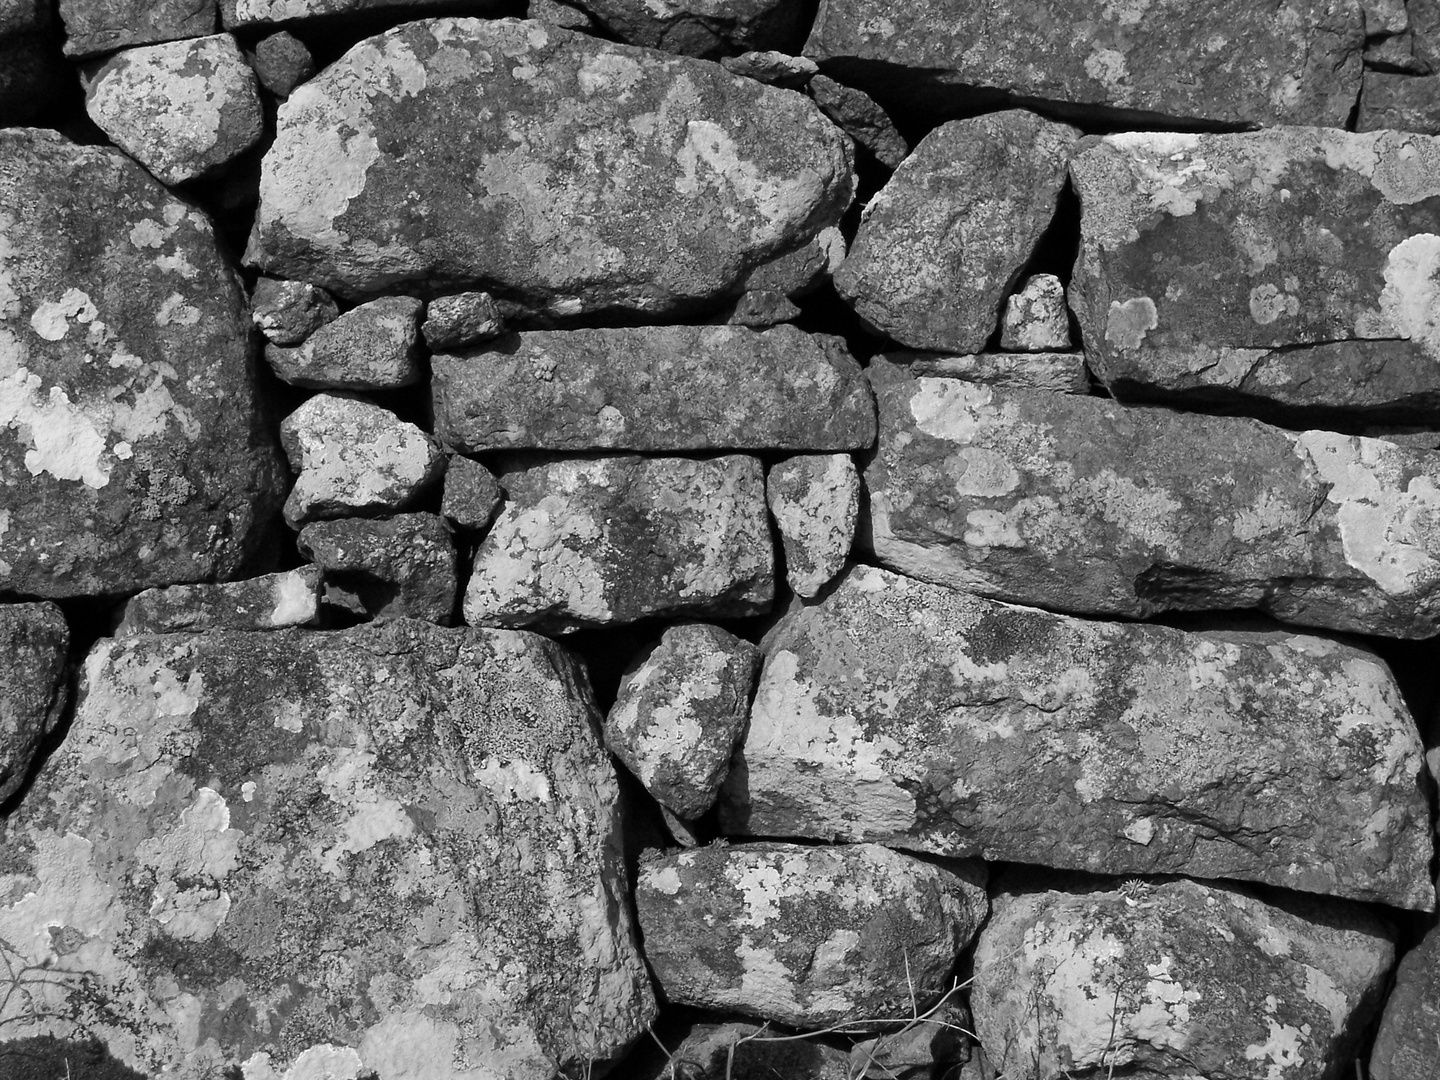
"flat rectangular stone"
114,567,322,636
888,349,1089,394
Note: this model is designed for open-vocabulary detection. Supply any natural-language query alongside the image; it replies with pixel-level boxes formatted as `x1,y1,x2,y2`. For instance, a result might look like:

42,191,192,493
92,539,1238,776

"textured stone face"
440,455,503,532
59,0,217,58
1358,72,1440,135
221,0,504,27
297,512,457,624
0,602,68,804
721,565,1435,910
865,359,1440,638
890,349,1090,393
809,75,907,170
0,622,654,1078
245,18,854,316
765,453,859,598
114,567,322,636
569,0,805,58
422,291,504,351
249,277,338,345
1369,922,1440,1079
1001,274,1070,352
264,296,422,390
635,843,986,1027
0,129,284,599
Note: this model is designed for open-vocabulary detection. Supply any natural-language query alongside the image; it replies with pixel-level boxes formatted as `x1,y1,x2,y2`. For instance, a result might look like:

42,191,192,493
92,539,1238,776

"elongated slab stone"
720,565,1435,910
60,0,217,58
245,18,854,316
433,325,874,453
113,567,321,635
221,0,504,27
865,358,1440,638
0,602,68,804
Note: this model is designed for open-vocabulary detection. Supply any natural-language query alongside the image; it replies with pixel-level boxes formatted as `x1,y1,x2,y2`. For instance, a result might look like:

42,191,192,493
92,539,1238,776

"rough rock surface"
635,843,987,1027
421,291,503,351
297,512,457,624
721,564,1435,910
249,277,338,345
1358,73,1440,135
0,602,67,804
249,30,315,98
569,0,804,58
221,0,504,26
114,567,321,636
441,455,503,533
741,225,845,297
605,622,758,818
1001,274,1070,352
1369,921,1440,1079
245,18,854,317
59,0,217,58
835,111,1077,353
803,0,1365,127
809,74,906,170
720,50,816,86
719,289,801,326
264,296,422,390
465,454,773,632
892,349,1089,393
972,877,1395,1080
766,453,859,598
0,129,283,599
865,359,1440,638
433,325,875,453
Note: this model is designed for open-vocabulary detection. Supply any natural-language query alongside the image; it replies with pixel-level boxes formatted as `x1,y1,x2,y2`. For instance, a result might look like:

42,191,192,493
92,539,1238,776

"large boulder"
0,601,67,803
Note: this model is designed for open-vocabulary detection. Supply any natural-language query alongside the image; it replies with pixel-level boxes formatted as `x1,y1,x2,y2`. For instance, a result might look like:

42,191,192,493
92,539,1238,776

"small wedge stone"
250,277,339,345
1000,274,1070,352
264,296,422,390
766,453,859,598
114,567,322,635
298,513,457,624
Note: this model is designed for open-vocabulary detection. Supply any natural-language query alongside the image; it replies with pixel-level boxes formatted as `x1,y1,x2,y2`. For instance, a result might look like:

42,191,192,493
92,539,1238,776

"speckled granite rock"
249,277,338,345
741,225,846,298
245,18,854,317
441,455,503,532
766,453,858,598
720,50,816,86
421,291,503,351
0,602,67,804
569,0,804,58
249,30,314,98
297,512,457,624
0,129,284,599
221,0,504,27
264,296,422,390
114,567,321,636
1001,274,1070,352
720,289,801,326
972,876,1394,1080
865,359,1440,638
0,621,654,1078
892,350,1089,393
809,75,906,170
721,565,1435,910
1369,922,1440,1079
1358,73,1440,134
433,325,874,453
605,622,758,818
636,843,986,1027
835,111,1077,353
59,0,217,58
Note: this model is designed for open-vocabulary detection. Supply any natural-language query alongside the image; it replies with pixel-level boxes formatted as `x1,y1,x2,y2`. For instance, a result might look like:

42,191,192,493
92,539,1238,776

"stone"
0,602,67,804
249,30,315,98
421,291,504,351
114,567,322,636
1365,0,1409,35
803,0,1364,127
0,129,284,599
720,50,817,87
1369,922,1440,1079
647,1022,852,1080
278,393,445,528
0,621,654,1078
297,512,457,624
465,454,773,632
605,622,758,818
766,453,859,598
59,0,217,58
245,18,855,317
720,564,1436,910
1358,72,1440,134
635,843,987,1027
999,273,1070,352
742,225,846,298
84,35,265,187
835,110,1077,353
221,0,506,26
718,289,801,326
971,876,1395,1080
1416,0,1440,71
809,74,907,170
528,0,597,32
441,455,503,532
432,325,875,453
249,277,338,345
849,1002,970,1079
1367,30,1424,71
864,358,1440,638
569,0,805,58
890,349,1089,393
263,296,422,390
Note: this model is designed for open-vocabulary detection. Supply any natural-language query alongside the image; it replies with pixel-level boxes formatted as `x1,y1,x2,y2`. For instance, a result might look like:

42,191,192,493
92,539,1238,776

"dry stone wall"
3,2,1440,1078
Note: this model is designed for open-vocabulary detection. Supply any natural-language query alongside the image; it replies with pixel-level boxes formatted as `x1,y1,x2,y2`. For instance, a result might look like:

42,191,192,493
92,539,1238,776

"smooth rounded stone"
635,843,987,1028
1358,72,1440,134
0,129,284,599
605,622,758,818
971,877,1395,1080
890,349,1089,393
0,621,654,1078
1369,922,1440,1079
441,454,503,532
278,393,445,528
0,602,67,804
421,290,504,351
249,30,315,98
720,50,817,86
59,0,217,58
297,512,457,624
803,0,1364,127
720,564,1436,910
433,325,875,453
645,1021,852,1079
85,35,264,186
114,566,321,636
465,454,773,633
245,18,854,316
263,295,422,390
865,358,1440,638
809,74,906,170
249,276,338,345
835,111,1078,353
568,0,805,58
766,453,859,598
222,0,505,26
1000,274,1070,352
717,289,801,327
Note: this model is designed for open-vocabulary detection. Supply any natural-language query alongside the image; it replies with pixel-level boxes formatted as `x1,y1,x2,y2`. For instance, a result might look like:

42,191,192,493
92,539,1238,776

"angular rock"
605,622,758,818
835,111,1077,353
809,74,907,170
441,454,503,532
221,0,505,26
529,0,598,33
650,1021,852,1080
278,393,445,528
1367,30,1423,72
249,277,338,345
570,0,804,58
766,453,859,598
865,359,1440,638
465,454,773,632
249,30,315,98
891,349,1089,393
297,512,457,624
1364,0,1409,36
59,0,217,58
1358,72,1440,134
972,877,1394,1080
264,296,422,390
850,1002,970,1080
85,35,265,186
1000,274,1070,352
246,18,854,316
0,602,67,804
433,325,875,453
114,567,321,636
635,843,986,1027
421,291,503,351
718,289,801,327
803,0,1364,127
720,564,1435,910
0,129,283,599
740,225,846,298
720,50,817,87
1369,922,1440,1079
0,622,654,1078
1416,0,1440,71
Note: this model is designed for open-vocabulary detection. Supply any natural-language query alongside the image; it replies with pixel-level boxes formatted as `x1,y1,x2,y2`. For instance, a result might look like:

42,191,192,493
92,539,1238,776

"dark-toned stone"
646,1022,852,1080
264,296,422,390
0,5,63,127
888,350,1090,393
569,0,804,58
59,0,217,58
114,567,321,635
0,601,67,803
809,74,906,170
717,289,801,327
421,291,503,351
298,512,457,624
249,30,315,98
249,277,338,345
1359,72,1440,134
441,455,503,532
1369,922,1440,1079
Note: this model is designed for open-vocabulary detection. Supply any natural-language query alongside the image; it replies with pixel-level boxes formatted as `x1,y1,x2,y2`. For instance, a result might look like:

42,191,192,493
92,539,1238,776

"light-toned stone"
1000,274,1070,352
720,50,817,86
809,74,906,170
221,0,504,27
249,30,314,97
114,567,322,635
264,296,422,390
421,291,503,351
249,277,338,345
766,453,859,597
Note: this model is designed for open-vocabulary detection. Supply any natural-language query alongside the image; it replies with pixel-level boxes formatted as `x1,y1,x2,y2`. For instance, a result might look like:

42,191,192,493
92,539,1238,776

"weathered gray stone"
85,35,264,186
804,0,1364,127
605,622,758,818
570,0,804,58
740,225,846,297
114,567,321,636
433,325,875,453
1000,274,1070,352
1370,922,1440,1079
835,111,1077,353
849,1002,970,1080
972,877,1394,1080
646,1022,852,1080
59,0,217,58
249,277,338,345
0,129,284,599
809,74,906,170
864,358,1440,638
635,843,987,1027
1359,72,1440,134
720,50,817,86
0,621,654,1078
465,454,773,632
891,349,1089,393
264,296,422,390
1414,0,1440,72
766,453,858,598
421,291,503,351
246,18,854,317
249,30,315,98
0,602,67,804
1367,30,1424,71
718,289,801,327
1365,0,1410,35
721,564,1435,909
528,0,597,32
297,512,457,624
441,454,503,532
222,0,504,27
